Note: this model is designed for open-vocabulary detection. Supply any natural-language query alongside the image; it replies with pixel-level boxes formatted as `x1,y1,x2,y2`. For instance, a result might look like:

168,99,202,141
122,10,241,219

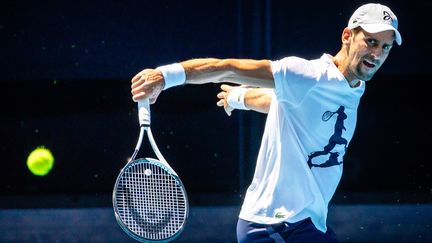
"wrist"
156,63,186,90
227,87,251,110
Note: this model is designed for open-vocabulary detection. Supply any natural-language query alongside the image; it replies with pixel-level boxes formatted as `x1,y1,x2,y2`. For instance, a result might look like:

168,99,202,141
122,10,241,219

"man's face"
346,29,395,82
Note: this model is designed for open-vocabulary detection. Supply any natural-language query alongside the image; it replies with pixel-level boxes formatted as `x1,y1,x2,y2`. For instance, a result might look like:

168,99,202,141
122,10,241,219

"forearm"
180,58,275,88
220,85,272,115
131,58,275,103
244,88,273,114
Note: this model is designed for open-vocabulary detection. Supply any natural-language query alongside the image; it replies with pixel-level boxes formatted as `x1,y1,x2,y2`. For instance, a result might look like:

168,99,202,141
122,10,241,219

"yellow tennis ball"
26,147,54,176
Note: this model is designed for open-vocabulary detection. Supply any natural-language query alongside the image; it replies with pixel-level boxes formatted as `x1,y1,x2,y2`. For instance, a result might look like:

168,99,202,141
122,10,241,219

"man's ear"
341,27,352,45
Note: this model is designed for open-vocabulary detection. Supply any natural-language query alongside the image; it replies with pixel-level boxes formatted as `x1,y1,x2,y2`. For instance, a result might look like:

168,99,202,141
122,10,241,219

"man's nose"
370,46,383,60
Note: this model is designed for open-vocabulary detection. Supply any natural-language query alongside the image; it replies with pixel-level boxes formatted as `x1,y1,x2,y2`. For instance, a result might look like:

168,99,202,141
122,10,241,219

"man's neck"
332,50,361,88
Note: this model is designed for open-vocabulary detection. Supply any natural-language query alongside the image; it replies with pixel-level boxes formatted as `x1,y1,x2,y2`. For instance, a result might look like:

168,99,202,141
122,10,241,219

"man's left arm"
217,84,273,116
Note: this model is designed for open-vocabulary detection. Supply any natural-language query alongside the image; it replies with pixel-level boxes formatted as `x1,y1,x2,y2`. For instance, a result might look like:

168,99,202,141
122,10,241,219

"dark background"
1,0,430,207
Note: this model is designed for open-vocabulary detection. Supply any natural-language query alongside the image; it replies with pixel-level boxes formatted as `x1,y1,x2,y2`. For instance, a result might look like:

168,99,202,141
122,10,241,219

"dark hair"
351,26,362,34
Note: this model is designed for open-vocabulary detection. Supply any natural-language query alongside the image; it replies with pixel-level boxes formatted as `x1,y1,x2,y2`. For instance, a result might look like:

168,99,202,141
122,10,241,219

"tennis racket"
322,110,336,121
113,99,188,242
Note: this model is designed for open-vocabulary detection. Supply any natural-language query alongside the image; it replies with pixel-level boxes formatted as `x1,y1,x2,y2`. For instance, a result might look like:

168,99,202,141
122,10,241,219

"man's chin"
356,70,376,82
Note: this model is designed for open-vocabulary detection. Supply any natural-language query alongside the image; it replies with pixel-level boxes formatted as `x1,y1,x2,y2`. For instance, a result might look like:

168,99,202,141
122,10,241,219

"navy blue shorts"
236,218,338,243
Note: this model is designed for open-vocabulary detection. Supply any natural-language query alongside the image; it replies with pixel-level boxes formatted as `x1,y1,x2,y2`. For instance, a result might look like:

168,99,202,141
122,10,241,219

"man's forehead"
359,29,396,44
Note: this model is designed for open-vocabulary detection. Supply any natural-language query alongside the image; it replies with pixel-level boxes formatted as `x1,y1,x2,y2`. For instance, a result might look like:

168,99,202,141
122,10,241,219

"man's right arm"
131,58,275,103
181,58,274,87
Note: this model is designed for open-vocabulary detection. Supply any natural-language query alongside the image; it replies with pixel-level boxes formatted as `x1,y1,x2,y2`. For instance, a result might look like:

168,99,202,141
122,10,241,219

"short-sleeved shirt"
239,54,365,232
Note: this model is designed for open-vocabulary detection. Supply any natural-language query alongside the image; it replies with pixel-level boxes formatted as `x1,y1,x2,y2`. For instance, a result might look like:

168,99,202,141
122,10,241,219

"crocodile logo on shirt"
307,106,347,168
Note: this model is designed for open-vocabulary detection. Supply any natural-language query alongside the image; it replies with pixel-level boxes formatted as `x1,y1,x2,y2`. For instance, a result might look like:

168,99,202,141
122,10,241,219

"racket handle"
138,99,150,126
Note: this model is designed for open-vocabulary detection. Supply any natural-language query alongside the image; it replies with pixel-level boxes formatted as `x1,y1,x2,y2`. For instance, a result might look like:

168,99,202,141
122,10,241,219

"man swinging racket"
130,3,401,242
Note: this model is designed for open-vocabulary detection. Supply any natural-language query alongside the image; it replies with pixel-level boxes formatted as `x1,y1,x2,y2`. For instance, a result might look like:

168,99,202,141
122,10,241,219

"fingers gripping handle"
138,99,150,126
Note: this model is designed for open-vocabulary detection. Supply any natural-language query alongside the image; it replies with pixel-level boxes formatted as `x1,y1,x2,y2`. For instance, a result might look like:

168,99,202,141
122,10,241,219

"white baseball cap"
348,3,402,45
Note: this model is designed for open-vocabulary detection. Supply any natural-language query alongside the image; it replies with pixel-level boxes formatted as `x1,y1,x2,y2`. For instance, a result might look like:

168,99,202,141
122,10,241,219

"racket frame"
322,110,335,121
113,99,188,242
113,157,188,242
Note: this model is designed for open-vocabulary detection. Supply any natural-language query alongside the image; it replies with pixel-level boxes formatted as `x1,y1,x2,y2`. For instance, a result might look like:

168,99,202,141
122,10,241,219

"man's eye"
367,39,377,45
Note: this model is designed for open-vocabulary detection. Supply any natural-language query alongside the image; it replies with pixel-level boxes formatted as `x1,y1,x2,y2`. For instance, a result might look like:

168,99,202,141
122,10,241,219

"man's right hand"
131,69,165,104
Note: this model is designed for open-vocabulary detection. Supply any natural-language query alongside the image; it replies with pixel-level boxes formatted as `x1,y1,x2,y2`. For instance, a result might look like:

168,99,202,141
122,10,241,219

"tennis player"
130,3,402,242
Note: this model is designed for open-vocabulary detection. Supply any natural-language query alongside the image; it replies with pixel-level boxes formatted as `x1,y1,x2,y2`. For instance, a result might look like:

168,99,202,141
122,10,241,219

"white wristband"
227,87,250,110
156,63,186,90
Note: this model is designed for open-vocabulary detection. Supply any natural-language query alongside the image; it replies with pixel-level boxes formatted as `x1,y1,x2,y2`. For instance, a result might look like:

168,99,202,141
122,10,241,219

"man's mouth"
363,60,376,68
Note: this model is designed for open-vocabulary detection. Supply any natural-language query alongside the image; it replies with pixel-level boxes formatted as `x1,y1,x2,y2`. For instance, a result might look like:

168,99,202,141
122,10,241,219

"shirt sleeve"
271,56,319,107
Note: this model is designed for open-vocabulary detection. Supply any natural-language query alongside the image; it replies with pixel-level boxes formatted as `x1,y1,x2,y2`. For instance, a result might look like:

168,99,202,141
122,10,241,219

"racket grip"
138,99,151,126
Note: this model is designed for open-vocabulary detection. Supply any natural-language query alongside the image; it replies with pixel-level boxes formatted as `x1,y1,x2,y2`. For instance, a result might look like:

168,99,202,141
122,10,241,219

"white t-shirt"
239,54,365,233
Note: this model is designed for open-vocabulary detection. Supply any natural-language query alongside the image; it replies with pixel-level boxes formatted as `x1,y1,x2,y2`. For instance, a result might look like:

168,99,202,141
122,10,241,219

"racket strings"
115,162,187,240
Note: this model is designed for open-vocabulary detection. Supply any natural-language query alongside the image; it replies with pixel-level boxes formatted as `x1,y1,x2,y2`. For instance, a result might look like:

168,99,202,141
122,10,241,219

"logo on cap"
383,11,393,24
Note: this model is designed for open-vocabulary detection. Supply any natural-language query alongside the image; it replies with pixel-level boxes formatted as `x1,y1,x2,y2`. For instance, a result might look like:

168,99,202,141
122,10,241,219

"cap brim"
360,23,402,45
